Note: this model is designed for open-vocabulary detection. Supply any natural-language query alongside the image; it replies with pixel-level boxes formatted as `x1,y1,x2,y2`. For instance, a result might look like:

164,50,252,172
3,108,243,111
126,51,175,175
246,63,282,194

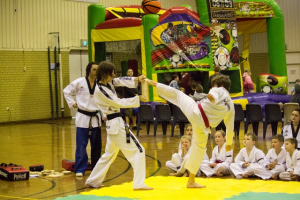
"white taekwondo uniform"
166,147,191,172
156,83,234,175
230,146,269,179
63,77,102,128
85,77,147,189
200,143,233,177
262,148,287,176
281,122,300,150
279,150,300,180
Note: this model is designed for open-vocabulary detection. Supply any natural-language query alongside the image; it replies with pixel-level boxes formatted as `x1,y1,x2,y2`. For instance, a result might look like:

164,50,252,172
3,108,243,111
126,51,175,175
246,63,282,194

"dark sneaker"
132,126,142,130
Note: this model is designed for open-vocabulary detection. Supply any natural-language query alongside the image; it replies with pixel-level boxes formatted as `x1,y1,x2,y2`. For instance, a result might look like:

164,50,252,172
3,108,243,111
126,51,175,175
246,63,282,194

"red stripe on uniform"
198,103,210,128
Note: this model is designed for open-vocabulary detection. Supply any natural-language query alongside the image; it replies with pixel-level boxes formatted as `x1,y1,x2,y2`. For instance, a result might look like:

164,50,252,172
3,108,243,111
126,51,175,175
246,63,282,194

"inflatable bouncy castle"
88,0,287,102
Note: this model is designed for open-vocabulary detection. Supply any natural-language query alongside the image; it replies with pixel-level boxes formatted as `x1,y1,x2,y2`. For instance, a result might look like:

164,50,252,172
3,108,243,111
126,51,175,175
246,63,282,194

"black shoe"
132,126,142,130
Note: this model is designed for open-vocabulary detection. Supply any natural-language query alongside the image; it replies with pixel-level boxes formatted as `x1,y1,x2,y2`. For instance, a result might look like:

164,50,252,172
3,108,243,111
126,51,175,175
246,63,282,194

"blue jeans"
75,127,102,174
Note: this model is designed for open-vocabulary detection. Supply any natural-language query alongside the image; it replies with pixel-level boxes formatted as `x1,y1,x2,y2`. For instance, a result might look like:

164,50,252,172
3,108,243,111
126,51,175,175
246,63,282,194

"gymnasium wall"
0,0,197,123
0,0,299,123
0,0,197,49
0,0,298,50
249,0,300,52
0,51,70,123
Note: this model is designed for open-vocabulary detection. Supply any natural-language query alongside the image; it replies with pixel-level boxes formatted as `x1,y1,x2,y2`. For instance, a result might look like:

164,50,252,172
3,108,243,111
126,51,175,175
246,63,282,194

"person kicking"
147,74,234,188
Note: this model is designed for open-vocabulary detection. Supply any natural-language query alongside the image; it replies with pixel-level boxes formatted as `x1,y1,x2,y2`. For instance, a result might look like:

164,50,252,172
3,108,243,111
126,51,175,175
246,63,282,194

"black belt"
106,113,140,149
78,108,98,116
107,113,123,120
130,132,143,153
124,123,143,153
77,108,100,130
107,113,129,143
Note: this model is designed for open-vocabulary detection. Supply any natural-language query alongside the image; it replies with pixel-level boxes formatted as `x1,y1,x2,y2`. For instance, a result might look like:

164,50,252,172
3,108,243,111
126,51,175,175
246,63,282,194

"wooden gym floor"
0,119,298,199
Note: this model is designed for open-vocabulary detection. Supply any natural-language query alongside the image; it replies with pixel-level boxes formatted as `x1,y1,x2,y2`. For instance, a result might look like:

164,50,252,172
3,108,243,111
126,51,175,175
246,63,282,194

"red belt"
198,103,210,128
215,159,224,164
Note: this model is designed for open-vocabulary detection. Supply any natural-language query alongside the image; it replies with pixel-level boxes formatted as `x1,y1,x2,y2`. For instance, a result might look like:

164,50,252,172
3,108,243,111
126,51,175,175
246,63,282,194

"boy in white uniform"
262,134,287,179
279,138,300,181
147,74,235,188
230,133,268,179
85,61,152,190
200,130,233,177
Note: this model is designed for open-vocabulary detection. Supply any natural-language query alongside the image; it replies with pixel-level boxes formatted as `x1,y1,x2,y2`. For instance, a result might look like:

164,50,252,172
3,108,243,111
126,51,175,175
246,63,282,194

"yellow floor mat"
56,176,300,200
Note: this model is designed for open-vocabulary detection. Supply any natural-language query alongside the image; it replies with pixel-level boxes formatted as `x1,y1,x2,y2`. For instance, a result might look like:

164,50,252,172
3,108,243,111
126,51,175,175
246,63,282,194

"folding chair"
154,104,172,136
171,105,189,136
234,103,245,138
263,104,283,139
245,104,263,136
137,104,157,136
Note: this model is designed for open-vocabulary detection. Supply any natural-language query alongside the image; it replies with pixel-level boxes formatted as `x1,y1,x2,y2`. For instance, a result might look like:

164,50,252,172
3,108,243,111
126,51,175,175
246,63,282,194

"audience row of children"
166,124,300,181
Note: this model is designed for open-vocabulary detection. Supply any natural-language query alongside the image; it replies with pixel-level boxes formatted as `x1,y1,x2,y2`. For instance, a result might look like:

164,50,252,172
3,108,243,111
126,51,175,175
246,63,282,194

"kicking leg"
148,80,198,122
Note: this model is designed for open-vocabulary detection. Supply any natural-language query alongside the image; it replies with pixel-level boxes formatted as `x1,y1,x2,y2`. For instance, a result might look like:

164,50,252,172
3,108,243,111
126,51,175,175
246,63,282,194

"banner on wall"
206,0,239,70
234,2,275,18
258,73,288,95
150,13,211,72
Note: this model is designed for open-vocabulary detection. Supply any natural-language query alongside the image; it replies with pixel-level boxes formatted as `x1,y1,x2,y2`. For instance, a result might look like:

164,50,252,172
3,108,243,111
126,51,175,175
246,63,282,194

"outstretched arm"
147,80,158,87
113,75,146,88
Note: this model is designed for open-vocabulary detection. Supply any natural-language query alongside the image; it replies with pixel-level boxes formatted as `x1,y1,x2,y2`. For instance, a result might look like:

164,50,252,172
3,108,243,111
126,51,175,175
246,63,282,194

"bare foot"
85,184,104,188
169,172,183,177
272,173,279,180
134,186,154,190
216,167,224,177
216,172,224,177
291,175,298,181
242,174,249,178
187,182,206,188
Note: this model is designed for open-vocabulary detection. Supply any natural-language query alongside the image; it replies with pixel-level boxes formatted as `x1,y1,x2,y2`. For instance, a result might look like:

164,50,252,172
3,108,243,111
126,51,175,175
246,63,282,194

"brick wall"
0,51,71,123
